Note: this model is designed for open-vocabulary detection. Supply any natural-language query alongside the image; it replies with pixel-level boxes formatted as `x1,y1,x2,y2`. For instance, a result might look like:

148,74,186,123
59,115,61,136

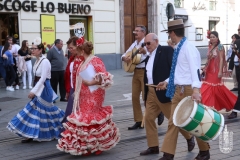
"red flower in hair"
207,30,211,39
76,37,84,46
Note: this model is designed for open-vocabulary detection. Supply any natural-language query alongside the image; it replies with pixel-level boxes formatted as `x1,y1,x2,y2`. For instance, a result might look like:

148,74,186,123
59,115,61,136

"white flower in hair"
33,37,42,45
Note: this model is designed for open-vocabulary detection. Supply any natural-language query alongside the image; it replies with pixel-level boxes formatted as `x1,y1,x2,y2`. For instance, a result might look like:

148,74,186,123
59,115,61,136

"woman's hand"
218,72,223,78
28,92,35,99
82,79,99,86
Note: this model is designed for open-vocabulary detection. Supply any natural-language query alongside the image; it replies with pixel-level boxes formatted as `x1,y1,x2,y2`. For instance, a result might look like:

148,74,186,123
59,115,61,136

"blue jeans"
0,63,6,79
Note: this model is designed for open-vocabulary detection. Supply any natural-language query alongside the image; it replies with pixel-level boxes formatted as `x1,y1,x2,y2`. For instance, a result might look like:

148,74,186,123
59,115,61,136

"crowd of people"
1,19,240,159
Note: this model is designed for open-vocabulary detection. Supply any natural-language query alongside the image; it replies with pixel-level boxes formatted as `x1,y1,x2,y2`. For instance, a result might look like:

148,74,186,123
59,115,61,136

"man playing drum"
158,19,210,160
139,33,195,156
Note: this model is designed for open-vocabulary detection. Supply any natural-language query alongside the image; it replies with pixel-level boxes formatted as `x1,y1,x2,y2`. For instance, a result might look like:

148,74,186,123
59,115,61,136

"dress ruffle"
7,97,65,141
57,107,120,155
201,82,237,111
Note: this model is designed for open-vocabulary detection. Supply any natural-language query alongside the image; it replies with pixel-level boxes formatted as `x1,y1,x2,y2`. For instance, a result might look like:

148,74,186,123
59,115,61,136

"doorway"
0,13,19,46
124,0,148,51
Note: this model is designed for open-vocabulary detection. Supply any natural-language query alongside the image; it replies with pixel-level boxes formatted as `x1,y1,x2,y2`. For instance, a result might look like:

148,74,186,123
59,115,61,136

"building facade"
0,0,121,70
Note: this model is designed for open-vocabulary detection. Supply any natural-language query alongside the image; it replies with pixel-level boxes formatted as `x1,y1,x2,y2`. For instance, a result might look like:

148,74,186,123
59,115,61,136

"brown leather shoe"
195,150,210,160
228,111,237,119
159,152,174,160
187,136,195,151
140,146,159,155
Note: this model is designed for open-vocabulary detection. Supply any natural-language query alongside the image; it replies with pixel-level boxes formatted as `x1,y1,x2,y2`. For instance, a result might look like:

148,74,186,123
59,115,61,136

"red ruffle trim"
57,119,120,155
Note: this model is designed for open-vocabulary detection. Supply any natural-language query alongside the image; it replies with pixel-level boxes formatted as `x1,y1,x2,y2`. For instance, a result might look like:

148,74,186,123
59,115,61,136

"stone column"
119,0,124,53
148,0,158,34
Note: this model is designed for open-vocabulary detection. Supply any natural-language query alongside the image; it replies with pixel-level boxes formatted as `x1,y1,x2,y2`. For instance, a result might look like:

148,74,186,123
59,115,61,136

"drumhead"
173,96,198,127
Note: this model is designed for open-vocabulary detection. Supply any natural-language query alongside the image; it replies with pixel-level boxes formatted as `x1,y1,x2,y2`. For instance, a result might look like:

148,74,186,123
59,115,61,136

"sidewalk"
0,69,239,160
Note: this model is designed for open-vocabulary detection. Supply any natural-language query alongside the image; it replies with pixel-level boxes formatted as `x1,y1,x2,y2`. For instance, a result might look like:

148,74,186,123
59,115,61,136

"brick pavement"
0,69,240,160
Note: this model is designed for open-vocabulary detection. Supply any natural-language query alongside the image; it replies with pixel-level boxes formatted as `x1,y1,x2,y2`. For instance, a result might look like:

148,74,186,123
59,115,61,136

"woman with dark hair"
18,40,33,89
57,41,120,156
2,42,16,91
7,37,65,143
61,36,84,123
228,39,240,119
201,31,237,111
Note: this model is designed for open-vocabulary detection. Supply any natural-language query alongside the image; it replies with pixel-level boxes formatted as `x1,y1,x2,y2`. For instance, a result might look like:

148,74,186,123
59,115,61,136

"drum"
173,96,225,142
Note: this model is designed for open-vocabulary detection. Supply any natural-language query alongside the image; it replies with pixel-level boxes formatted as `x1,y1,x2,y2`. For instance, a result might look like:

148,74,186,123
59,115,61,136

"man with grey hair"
122,25,164,130
47,39,66,102
140,33,194,156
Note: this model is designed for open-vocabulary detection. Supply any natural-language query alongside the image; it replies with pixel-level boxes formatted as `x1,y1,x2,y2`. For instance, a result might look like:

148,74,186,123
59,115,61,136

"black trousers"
13,58,19,85
233,65,240,111
50,70,66,100
5,65,16,86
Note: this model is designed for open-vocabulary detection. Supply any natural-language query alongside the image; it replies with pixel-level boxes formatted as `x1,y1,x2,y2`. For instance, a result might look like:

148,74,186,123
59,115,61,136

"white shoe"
29,86,32,89
8,86,15,91
23,86,27,89
16,85,19,90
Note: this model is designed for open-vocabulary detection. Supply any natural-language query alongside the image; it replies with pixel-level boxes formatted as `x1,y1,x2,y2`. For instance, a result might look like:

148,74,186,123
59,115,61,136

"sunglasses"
144,42,151,46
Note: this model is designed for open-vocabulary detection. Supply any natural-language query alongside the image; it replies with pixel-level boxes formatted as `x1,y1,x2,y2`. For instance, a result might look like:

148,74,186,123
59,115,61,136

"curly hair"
82,41,94,55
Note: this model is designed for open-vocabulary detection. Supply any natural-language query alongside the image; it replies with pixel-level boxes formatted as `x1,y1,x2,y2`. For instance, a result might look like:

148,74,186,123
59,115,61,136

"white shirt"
11,44,20,55
31,57,51,95
165,40,202,88
122,38,148,68
70,62,74,88
146,48,157,84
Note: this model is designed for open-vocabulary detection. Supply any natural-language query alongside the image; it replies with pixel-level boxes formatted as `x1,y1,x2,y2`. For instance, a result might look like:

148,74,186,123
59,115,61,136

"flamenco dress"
57,56,120,155
201,46,237,111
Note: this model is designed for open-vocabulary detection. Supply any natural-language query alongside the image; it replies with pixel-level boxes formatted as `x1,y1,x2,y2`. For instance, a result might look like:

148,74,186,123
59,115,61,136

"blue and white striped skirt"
7,80,65,141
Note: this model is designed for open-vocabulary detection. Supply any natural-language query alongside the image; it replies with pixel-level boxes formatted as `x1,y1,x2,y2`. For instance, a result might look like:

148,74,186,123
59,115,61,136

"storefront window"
69,16,88,40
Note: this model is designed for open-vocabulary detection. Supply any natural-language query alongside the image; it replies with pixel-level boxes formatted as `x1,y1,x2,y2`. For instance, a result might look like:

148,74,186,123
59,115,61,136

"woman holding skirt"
7,37,65,143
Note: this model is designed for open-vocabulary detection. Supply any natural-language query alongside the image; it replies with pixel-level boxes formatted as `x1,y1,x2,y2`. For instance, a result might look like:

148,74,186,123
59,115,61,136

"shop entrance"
0,13,19,46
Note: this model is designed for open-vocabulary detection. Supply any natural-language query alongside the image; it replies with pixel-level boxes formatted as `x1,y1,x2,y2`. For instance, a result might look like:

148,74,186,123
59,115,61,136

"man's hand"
156,81,168,91
192,88,201,103
122,56,131,63
138,47,146,54
28,92,35,99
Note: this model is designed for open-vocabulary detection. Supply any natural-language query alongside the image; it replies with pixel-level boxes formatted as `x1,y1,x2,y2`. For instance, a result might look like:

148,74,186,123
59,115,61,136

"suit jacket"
144,45,173,103
229,51,235,70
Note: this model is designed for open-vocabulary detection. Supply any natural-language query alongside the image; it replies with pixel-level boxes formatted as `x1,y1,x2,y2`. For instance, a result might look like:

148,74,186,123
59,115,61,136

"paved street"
0,69,240,160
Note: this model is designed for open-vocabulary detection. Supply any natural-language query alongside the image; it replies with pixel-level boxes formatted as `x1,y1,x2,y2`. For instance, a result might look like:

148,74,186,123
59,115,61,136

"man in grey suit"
47,39,66,102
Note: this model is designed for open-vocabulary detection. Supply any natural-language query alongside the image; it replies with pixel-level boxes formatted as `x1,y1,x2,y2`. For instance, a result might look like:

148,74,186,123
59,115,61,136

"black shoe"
159,152,174,160
53,101,56,103
157,112,164,126
187,136,195,151
21,138,33,143
195,150,210,160
230,88,238,91
228,111,237,119
128,122,143,130
60,98,67,102
140,146,159,155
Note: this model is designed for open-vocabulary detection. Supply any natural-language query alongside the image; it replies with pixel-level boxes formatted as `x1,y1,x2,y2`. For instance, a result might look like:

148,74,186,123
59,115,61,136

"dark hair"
12,38,17,44
66,36,79,46
20,40,28,51
54,39,62,45
172,28,185,37
2,42,11,56
136,25,147,34
33,43,45,54
210,31,220,45
232,34,240,39
82,41,94,55
7,36,13,41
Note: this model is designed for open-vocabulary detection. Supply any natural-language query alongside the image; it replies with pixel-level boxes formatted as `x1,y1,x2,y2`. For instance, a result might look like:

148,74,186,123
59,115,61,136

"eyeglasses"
144,42,151,46
30,48,38,50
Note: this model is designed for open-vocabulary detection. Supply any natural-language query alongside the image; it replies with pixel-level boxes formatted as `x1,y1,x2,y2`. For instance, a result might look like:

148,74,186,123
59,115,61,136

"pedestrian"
7,37,65,143
47,39,67,102
228,39,240,119
139,33,194,156
0,45,6,81
18,40,33,89
57,40,120,156
159,19,210,160
201,31,237,112
11,38,21,90
61,36,84,123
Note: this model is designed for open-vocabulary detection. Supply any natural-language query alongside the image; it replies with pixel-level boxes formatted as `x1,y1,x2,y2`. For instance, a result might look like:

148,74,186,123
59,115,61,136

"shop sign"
41,15,56,46
0,0,91,14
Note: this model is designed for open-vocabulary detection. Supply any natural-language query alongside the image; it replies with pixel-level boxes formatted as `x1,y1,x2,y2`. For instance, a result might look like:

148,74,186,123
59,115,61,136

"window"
209,0,217,11
195,28,203,41
69,16,88,39
209,21,217,31
174,0,184,8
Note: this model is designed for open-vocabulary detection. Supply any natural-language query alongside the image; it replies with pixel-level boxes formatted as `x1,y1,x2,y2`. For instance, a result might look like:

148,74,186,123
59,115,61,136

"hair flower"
33,37,42,45
76,37,84,46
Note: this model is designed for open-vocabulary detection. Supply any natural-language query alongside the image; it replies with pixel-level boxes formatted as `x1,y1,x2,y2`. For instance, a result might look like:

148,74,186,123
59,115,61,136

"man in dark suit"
140,33,194,156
